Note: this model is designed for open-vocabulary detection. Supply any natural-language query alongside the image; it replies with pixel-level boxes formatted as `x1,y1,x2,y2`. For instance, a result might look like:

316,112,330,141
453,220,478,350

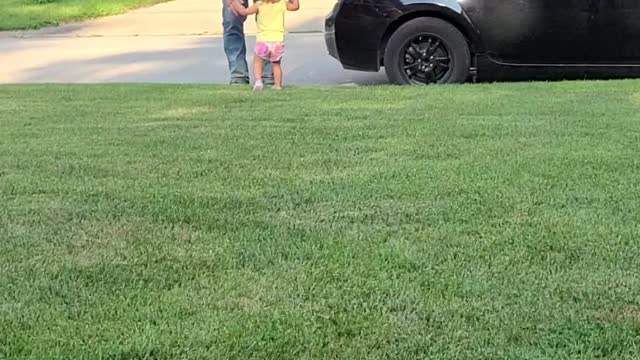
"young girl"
229,0,300,90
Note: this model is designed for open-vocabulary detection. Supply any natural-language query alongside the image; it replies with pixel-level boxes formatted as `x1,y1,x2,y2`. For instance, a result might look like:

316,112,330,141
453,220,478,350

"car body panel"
464,0,640,65
325,0,640,79
326,0,476,71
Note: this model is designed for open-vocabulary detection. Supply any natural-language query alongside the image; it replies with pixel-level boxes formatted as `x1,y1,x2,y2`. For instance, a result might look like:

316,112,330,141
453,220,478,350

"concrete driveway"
0,0,387,85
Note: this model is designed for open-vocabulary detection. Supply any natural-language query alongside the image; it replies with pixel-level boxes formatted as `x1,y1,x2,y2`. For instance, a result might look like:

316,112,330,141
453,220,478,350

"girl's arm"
286,0,299,11
229,0,258,16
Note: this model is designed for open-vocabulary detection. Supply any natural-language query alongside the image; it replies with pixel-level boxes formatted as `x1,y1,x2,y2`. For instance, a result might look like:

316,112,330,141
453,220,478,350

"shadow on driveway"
2,34,388,85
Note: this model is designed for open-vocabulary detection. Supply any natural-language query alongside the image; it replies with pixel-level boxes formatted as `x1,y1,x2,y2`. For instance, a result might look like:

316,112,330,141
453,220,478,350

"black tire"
384,17,470,85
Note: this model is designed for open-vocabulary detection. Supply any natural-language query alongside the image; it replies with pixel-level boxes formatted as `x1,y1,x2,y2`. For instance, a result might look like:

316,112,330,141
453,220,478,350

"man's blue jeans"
222,0,273,83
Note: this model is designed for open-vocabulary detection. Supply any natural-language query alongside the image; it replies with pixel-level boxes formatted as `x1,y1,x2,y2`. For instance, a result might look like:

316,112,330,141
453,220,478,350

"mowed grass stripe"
1,82,639,359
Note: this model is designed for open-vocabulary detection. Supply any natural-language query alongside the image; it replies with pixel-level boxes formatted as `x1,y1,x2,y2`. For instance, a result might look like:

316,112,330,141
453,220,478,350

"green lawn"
1,82,640,359
0,0,170,31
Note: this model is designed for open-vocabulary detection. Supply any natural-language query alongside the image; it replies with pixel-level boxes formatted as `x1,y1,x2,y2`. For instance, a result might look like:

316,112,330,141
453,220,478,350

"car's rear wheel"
384,17,470,85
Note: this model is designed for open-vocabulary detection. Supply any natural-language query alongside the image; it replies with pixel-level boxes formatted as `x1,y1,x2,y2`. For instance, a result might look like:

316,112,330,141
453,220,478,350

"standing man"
222,0,273,85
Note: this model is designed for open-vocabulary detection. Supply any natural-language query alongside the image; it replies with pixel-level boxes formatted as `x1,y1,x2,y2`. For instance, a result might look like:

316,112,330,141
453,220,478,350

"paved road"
4,0,332,37
0,34,387,85
0,0,388,85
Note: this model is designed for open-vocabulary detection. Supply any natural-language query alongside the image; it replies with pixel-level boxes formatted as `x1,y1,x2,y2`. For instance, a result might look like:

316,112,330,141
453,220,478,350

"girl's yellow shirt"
256,0,287,42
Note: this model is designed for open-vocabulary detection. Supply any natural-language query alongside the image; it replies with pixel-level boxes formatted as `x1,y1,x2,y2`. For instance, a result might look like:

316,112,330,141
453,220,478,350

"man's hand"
286,0,299,11
228,0,258,17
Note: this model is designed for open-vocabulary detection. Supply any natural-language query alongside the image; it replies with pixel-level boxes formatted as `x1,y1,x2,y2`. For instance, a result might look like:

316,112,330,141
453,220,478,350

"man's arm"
228,0,258,16
286,0,299,11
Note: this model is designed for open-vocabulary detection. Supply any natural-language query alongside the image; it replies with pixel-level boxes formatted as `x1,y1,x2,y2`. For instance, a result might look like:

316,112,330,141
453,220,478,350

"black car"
325,0,640,84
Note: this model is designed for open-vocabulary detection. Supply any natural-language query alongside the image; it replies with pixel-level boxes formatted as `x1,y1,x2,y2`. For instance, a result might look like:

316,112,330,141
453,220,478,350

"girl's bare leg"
273,62,283,89
253,56,264,90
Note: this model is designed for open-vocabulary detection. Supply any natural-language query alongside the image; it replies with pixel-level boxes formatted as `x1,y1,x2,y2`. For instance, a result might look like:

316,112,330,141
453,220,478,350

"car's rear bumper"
324,4,340,61
324,2,386,72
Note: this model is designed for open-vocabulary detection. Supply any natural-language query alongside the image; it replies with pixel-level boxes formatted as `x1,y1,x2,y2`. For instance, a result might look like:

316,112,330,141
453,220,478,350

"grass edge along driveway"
0,0,171,31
